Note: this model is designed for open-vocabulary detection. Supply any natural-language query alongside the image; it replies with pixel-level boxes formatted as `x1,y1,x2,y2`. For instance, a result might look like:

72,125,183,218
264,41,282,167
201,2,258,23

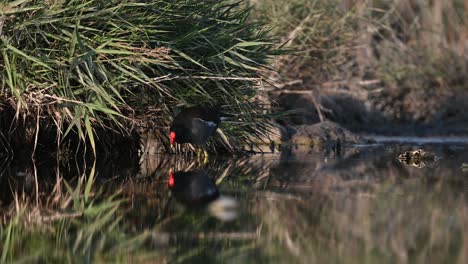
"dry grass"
252,0,468,132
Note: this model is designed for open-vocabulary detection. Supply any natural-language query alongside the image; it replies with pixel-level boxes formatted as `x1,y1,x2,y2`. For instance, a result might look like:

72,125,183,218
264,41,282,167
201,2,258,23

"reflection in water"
207,196,238,222
1,143,468,262
169,169,239,221
169,169,220,205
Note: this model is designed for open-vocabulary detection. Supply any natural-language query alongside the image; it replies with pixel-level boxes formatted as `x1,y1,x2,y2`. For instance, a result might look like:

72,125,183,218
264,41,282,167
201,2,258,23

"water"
1,140,468,263
369,135,468,144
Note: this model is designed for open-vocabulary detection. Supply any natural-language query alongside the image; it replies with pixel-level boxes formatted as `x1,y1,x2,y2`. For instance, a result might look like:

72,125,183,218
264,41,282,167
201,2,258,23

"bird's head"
170,131,176,147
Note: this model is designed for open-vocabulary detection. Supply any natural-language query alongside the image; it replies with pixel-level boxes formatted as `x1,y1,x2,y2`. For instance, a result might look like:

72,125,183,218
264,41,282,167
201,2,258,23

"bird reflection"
168,169,238,221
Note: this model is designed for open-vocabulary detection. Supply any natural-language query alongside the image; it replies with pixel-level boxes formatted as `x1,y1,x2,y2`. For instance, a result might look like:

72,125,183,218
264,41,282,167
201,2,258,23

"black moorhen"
168,169,220,206
169,105,222,147
168,169,239,221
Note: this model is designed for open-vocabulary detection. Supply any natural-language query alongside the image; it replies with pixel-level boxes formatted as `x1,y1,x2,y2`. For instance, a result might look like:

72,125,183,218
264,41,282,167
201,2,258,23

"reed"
0,0,277,156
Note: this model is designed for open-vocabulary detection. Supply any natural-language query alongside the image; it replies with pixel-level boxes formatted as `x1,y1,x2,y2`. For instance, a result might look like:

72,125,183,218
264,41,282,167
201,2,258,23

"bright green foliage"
0,0,276,153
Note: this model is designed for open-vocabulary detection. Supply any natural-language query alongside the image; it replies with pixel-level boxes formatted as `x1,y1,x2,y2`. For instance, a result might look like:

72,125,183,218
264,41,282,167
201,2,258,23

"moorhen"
168,169,220,206
170,105,222,145
169,105,222,157
168,169,238,221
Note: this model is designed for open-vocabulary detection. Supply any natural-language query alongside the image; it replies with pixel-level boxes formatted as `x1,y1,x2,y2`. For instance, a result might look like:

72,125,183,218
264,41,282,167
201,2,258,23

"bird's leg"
202,149,209,165
197,148,203,163
170,144,175,155
194,147,209,165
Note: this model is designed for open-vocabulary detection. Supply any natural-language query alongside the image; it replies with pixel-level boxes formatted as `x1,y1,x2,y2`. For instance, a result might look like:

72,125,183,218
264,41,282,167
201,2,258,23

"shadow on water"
1,141,468,263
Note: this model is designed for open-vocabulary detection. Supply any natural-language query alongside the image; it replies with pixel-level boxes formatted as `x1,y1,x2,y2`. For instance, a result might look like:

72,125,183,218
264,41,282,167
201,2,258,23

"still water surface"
130,142,468,263
1,140,468,263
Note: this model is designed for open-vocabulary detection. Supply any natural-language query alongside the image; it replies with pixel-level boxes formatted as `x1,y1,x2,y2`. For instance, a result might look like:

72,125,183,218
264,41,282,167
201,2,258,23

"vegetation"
0,0,276,157
252,0,468,133
1,0,468,262
251,0,359,87
0,1,277,259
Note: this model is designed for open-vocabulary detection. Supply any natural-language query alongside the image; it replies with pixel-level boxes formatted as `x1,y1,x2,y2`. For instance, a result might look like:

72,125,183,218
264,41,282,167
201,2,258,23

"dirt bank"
255,0,468,136
272,86,468,136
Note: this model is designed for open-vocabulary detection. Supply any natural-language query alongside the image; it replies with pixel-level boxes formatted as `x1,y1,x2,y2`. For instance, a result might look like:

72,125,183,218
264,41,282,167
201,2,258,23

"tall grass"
0,0,276,156
368,0,468,88
251,0,468,130
250,0,359,86
252,0,467,88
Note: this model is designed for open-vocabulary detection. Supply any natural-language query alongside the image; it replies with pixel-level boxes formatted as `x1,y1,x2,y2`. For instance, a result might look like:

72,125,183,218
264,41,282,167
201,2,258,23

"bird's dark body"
169,169,220,206
170,105,222,145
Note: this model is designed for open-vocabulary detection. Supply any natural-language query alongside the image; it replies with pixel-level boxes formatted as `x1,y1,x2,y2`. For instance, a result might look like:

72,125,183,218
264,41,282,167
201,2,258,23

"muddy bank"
257,0,468,137
265,121,362,154
272,89,468,136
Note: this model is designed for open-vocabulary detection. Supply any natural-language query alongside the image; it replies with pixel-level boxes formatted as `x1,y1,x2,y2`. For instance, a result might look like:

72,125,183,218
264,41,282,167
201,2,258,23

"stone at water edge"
247,121,365,154
288,121,362,148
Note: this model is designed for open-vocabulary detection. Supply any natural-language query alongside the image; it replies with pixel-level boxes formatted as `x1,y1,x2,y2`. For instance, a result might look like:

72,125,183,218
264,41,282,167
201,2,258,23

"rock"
290,121,361,144
246,121,299,153
251,121,362,153
267,121,363,154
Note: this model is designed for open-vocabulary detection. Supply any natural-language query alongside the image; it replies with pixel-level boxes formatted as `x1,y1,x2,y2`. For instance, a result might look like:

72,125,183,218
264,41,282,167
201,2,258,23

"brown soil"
271,83,468,137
